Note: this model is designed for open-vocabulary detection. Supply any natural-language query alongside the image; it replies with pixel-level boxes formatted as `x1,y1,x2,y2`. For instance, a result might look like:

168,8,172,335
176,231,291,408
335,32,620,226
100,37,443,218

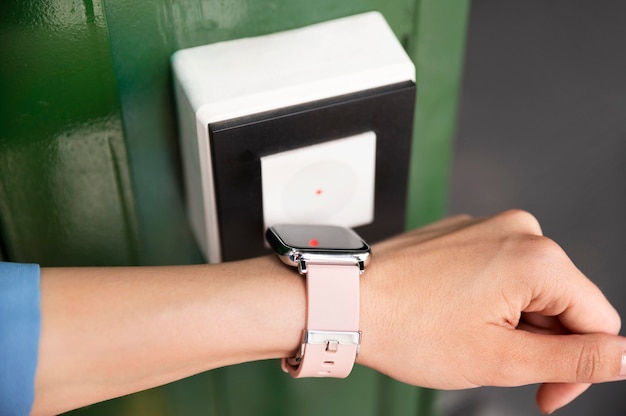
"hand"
358,210,625,414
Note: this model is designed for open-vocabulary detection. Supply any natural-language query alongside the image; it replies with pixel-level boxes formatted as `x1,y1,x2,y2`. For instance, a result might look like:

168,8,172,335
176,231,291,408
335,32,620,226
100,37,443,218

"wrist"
355,261,381,368
355,254,401,372
237,256,306,360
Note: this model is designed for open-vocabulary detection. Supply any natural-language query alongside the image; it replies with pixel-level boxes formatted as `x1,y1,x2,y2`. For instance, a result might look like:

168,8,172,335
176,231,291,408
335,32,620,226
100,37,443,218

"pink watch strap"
281,263,360,378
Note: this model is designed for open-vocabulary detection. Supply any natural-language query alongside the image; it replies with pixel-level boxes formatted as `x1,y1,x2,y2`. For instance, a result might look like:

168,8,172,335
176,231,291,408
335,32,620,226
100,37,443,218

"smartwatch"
266,224,371,378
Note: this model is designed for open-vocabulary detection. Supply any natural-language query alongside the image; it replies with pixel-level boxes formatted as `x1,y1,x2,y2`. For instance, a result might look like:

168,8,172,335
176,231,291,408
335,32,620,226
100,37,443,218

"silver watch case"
266,224,371,275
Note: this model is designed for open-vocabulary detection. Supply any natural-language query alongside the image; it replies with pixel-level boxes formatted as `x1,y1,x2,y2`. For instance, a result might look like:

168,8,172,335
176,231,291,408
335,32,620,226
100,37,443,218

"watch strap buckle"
282,330,361,378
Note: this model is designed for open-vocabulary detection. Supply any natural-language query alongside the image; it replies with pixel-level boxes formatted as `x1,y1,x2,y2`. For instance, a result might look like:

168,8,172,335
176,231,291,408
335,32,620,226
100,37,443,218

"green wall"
0,0,469,414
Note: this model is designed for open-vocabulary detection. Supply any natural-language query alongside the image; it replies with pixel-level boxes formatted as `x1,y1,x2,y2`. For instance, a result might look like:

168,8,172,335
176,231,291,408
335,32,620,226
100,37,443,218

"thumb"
505,331,626,414
526,332,626,384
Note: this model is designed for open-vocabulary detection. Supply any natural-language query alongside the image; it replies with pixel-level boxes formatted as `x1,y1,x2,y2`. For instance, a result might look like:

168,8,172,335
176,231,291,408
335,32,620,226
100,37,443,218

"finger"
517,312,570,335
536,382,591,415
522,247,621,336
505,232,621,337
557,275,621,336
486,330,626,387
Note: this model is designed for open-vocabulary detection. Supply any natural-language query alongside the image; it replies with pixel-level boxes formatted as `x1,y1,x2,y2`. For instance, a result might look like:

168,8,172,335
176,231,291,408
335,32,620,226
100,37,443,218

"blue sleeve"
0,262,41,416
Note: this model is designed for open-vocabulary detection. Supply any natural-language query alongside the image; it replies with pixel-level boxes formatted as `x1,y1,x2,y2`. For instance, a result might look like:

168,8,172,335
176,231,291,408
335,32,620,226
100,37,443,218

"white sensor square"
261,131,376,230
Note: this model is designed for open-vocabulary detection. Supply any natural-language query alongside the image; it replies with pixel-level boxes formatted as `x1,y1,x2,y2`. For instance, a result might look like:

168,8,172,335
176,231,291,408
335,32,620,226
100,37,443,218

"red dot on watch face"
308,239,319,247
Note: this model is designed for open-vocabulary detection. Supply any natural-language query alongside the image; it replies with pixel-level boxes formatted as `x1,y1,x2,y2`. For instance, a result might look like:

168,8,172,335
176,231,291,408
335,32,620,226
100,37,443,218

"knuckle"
575,341,603,382
514,234,566,266
530,235,562,256
498,209,543,235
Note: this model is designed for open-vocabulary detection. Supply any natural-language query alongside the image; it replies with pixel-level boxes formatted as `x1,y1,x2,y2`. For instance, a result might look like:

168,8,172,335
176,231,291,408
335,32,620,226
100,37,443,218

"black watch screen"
267,224,369,252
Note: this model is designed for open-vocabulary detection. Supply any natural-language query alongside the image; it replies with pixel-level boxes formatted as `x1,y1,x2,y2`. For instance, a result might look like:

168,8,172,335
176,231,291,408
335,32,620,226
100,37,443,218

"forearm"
32,256,305,415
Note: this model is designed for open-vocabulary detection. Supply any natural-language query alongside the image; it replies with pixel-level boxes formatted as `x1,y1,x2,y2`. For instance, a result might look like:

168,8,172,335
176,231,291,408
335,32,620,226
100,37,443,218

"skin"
31,210,626,415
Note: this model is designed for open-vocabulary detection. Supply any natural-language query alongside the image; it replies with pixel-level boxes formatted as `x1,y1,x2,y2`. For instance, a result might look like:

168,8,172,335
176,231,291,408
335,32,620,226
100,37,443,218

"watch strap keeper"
281,263,360,378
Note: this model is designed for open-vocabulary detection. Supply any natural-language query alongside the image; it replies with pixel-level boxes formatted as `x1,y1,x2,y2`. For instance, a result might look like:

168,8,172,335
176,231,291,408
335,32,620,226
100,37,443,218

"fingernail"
621,350,626,378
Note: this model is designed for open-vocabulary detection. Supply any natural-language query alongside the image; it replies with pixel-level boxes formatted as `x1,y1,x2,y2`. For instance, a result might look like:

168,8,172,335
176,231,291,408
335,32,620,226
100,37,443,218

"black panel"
209,82,416,262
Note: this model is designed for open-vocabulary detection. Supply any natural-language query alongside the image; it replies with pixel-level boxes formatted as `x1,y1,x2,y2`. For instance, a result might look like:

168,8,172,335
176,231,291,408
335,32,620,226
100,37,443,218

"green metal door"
0,0,469,414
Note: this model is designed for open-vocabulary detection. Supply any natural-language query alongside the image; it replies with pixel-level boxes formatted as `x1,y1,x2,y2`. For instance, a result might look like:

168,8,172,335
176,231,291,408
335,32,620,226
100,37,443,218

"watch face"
267,224,369,252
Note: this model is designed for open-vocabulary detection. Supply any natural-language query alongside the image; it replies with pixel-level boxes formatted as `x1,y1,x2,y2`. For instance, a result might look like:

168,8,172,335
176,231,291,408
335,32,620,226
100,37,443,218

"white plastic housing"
172,12,415,263
261,131,377,230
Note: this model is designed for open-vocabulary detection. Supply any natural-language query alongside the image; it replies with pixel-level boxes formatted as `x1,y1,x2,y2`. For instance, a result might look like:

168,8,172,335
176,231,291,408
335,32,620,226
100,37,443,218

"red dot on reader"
308,239,319,247
315,189,323,195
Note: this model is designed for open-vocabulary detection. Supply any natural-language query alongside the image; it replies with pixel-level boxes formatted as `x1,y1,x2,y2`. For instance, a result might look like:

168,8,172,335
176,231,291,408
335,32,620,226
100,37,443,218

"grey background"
441,1,626,415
